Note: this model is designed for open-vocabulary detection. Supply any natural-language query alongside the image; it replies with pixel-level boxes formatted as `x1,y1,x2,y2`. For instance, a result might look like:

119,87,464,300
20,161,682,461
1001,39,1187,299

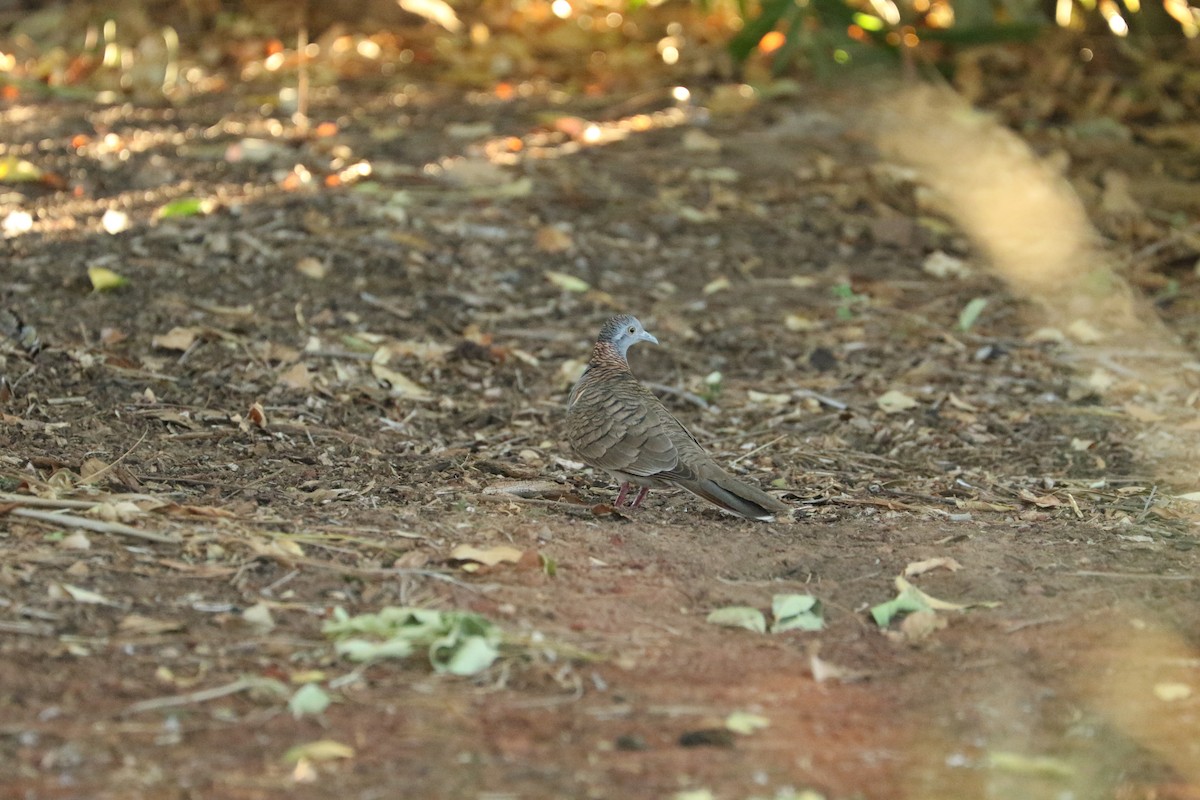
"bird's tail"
682,472,791,521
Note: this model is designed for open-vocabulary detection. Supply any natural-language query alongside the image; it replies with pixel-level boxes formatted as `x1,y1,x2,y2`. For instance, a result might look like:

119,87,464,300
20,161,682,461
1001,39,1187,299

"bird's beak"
641,331,659,346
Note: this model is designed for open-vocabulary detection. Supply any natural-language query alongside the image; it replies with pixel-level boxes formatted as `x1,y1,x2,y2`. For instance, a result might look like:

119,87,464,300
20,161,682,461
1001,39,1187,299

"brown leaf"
278,362,312,390
536,226,574,253
152,326,203,352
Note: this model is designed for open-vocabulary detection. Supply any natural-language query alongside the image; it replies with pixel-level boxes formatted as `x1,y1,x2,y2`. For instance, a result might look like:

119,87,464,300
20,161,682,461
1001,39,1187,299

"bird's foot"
614,482,631,507
630,486,650,508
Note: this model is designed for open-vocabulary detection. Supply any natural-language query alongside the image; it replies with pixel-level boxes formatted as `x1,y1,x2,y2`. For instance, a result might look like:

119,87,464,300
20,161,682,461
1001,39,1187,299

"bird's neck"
590,341,630,371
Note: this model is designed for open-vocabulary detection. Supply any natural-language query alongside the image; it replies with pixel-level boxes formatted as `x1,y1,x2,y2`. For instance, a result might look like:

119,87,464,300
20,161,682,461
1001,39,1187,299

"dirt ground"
2,62,1200,800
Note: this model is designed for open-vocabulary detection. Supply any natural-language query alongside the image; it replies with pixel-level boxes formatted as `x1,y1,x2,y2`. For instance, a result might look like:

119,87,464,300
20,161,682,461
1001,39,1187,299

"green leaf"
958,297,989,332
870,585,930,626
987,751,1075,777
725,711,771,734
871,576,1000,626
0,155,43,183
728,0,795,62
334,637,414,662
157,197,215,218
436,635,499,676
288,683,330,718
770,593,825,632
324,606,502,674
706,606,767,633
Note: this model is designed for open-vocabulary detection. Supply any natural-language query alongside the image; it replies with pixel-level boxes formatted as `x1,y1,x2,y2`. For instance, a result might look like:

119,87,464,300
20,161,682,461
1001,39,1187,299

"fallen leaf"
157,197,215,218
957,297,989,332
871,576,999,627
242,602,276,632
706,606,767,633
80,457,110,481
88,266,129,291
784,314,816,331
724,711,769,734
289,684,331,718
118,614,184,635
152,326,202,352
903,557,963,577
277,362,312,390
1017,488,1062,508
59,583,118,605
1066,319,1104,344
770,593,824,633
1153,682,1193,701
536,226,574,253
283,740,355,763
1123,403,1167,423
370,353,430,399
987,751,1074,778
747,390,790,405
545,271,590,293
682,129,721,152
295,257,328,279
449,544,524,567
922,250,971,279
877,389,918,414
897,609,946,641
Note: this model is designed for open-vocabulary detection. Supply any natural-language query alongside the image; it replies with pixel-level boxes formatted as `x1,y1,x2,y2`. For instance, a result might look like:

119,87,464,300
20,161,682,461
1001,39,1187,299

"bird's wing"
567,372,708,479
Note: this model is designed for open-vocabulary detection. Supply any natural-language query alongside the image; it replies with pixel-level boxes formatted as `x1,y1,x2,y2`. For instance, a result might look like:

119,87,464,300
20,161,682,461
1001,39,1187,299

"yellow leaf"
88,266,129,291
370,350,431,399
283,740,355,763
450,544,524,567
546,271,590,293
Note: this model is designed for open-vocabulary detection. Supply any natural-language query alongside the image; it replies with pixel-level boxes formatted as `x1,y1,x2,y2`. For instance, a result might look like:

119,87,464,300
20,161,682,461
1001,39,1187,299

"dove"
565,314,791,521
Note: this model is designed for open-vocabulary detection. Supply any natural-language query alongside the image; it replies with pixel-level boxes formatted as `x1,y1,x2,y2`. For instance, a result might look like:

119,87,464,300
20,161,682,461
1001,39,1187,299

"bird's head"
597,314,658,361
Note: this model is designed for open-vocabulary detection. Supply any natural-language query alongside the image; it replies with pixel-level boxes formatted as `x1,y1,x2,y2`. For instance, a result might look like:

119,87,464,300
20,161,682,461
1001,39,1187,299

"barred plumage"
565,315,790,522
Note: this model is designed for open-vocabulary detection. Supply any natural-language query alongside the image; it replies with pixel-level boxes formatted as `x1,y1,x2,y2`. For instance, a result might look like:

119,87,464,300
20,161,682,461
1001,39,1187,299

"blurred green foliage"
727,0,1195,73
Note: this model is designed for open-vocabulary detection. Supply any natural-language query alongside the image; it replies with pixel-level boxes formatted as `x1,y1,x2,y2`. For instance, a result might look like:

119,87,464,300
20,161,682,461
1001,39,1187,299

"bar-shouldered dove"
565,314,791,522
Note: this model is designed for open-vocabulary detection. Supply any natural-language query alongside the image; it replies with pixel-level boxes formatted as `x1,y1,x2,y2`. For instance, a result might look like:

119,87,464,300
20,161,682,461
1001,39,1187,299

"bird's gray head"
597,314,658,361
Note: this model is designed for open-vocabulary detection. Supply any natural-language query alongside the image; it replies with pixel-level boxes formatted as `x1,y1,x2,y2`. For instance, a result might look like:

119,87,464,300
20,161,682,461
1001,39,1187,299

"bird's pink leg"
630,486,650,508
614,482,631,507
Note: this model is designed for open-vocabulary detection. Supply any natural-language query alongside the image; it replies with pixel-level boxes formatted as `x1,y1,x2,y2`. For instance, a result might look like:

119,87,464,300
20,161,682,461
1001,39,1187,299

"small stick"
9,507,178,544
123,677,260,715
643,382,710,409
728,435,787,466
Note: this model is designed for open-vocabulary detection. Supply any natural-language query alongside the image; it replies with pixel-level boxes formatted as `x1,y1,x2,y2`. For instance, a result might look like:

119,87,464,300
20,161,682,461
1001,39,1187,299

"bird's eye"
627,326,636,334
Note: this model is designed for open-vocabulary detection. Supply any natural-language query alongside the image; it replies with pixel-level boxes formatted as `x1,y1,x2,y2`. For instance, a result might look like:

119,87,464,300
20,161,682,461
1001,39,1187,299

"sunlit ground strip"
876,87,1200,793
478,104,693,168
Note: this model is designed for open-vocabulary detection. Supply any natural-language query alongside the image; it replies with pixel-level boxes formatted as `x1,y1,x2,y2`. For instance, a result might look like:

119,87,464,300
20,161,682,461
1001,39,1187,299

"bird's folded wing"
569,398,675,475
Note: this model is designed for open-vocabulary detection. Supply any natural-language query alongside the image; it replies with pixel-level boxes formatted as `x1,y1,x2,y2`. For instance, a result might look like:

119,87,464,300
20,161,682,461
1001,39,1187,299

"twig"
0,619,54,636
8,507,179,544
793,389,848,411
1137,485,1158,522
0,492,104,510
1004,616,1068,634
728,435,787,467
80,428,148,486
1068,570,1196,580
123,677,262,716
644,381,710,409
472,493,599,518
